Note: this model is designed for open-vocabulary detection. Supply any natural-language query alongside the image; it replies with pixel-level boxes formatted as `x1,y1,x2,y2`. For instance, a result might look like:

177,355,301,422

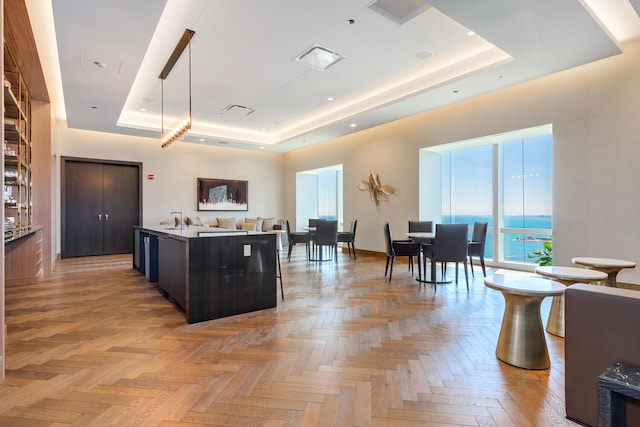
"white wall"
54,127,284,253
284,39,640,284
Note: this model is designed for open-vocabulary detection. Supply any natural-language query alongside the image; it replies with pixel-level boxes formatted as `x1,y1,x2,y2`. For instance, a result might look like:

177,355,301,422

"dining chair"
468,221,488,277
408,220,433,233
312,220,338,261
408,220,433,270
337,219,357,259
422,223,469,290
285,220,310,261
383,222,421,282
307,218,323,258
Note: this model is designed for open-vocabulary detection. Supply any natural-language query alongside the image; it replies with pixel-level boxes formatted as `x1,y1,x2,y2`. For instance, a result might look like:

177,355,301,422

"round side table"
572,257,636,288
485,274,565,369
534,266,607,338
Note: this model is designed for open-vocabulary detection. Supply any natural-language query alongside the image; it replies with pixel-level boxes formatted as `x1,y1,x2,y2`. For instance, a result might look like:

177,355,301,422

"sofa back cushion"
216,217,237,229
258,217,275,231
245,217,263,231
241,223,256,231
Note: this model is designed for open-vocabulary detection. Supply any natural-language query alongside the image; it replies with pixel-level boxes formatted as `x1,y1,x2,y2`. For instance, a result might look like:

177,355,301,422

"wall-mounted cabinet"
3,43,31,241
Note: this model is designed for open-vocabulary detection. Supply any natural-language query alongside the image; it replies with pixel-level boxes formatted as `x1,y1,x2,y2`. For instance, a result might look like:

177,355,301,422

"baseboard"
618,282,640,291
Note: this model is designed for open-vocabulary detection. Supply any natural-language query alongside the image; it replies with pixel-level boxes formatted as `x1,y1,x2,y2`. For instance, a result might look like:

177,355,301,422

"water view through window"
440,130,552,264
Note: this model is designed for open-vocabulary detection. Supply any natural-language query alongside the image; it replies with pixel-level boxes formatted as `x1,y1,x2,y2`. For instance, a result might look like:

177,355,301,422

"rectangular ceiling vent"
368,0,431,25
220,104,255,116
293,44,345,71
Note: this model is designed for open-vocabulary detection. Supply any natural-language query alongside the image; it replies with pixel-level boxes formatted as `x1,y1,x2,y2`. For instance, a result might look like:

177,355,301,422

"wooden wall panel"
5,229,41,286
31,101,52,276
3,0,48,102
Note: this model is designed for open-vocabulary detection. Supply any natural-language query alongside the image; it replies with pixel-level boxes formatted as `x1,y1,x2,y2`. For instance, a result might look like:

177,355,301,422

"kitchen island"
133,225,277,324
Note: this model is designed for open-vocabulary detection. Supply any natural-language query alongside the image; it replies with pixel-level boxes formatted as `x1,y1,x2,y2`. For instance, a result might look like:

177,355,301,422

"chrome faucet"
170,211,184,229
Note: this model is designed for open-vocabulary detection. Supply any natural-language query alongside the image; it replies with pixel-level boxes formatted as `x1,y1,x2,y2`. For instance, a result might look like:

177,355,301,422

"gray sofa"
565,283,640,426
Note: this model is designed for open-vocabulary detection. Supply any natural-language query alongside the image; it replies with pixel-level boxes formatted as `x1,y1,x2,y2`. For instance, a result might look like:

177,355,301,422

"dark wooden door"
64,161,104,256
102,164,139,254
63,159,140,258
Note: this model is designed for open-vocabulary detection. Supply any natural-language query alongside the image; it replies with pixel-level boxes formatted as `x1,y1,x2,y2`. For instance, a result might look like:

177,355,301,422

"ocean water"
443,215,552,264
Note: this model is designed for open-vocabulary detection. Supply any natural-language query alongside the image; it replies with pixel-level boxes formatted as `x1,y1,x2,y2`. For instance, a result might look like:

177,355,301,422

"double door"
62,159,140,258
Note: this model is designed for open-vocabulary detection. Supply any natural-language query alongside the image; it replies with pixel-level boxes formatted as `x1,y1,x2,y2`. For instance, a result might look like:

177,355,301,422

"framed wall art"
197,178,248,211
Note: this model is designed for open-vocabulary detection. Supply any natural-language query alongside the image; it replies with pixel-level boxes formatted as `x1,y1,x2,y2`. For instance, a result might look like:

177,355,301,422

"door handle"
105,214,109,221
98,214,102,221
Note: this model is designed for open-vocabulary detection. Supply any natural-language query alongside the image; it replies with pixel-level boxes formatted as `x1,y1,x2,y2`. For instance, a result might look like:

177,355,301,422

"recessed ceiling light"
327,97,334,101
139,107,146,111
368,0,431,25
294,44,345,71
349,123,357,128
260,147,265,150
466,31,476,36
199,138,205,142
91,106,98,109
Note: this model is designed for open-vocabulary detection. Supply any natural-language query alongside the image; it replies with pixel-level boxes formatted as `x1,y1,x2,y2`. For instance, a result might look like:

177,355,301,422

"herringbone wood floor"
0,249,578,426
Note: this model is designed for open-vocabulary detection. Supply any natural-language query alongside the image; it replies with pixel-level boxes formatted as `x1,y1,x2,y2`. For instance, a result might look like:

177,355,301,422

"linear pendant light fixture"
160,29,195,148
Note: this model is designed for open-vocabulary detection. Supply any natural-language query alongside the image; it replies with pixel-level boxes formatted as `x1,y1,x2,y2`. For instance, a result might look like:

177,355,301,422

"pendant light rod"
159,29,195,80
160,29,196,148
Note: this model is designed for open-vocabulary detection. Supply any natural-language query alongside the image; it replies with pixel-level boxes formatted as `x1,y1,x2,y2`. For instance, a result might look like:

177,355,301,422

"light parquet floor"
0,249,579,426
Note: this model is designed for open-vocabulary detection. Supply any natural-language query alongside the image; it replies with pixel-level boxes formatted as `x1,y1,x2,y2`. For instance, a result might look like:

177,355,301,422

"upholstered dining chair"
308,218,321,229
468,221,488,277
313,220,338,261
408,220,433,233
383,222,422,282
307,218,323,258
337,219,357,259
285,220,310,261
422,223,469,290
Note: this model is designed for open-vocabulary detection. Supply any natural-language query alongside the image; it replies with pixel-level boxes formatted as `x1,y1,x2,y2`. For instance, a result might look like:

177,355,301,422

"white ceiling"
30,0,640,153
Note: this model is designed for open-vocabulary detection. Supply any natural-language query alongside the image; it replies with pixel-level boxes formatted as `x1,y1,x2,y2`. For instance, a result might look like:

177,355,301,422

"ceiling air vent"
220,104,255,116
293,44,345,71
368,0,431,25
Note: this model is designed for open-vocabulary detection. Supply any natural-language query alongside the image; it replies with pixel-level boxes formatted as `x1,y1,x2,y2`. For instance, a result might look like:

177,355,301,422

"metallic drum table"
534,266,608,338
572,257,636,288
484,274,566,369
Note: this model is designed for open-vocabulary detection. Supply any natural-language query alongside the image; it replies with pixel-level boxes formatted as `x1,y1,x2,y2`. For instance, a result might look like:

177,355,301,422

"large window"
422,125,552,266
441,145,494,258
501,135,553,263
295,165,343,230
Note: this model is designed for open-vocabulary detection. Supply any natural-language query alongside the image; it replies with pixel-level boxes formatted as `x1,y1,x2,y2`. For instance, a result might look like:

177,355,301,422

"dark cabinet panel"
187,234,276,323
167,237,187,310
135,226,277,324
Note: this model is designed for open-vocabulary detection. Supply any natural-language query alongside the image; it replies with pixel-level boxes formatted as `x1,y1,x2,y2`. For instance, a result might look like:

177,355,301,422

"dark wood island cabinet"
133,225,277,324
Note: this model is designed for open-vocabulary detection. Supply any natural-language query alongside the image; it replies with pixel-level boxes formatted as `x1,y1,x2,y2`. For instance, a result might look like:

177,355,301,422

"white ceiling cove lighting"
294,44,345,70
